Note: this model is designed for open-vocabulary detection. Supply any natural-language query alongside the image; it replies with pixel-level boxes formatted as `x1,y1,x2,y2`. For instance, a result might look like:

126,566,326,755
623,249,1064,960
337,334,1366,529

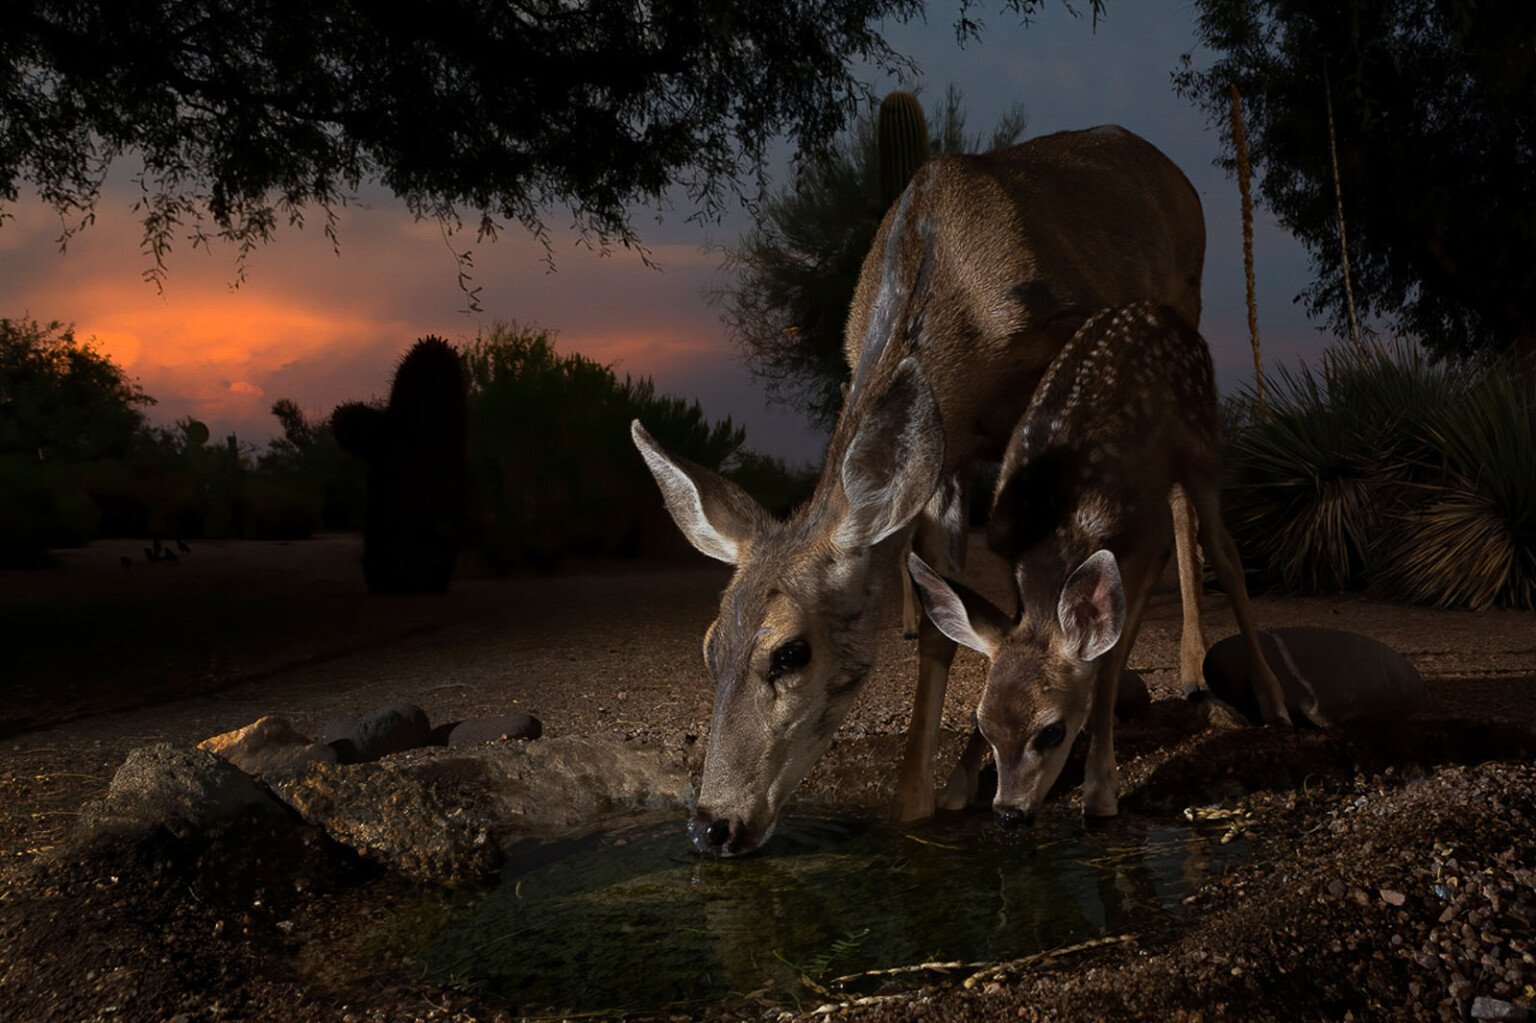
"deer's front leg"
1083,550,1160,817
893,471,968,822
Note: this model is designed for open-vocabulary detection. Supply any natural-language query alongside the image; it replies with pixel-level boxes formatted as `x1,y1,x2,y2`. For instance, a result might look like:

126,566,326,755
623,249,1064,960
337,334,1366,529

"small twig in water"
829,959,991,986
963,933,1136,989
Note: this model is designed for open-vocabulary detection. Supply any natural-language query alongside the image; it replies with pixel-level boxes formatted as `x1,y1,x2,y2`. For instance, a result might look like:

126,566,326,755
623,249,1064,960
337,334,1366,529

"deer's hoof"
892,786,936,823
1082,770,1120,818
1082,787,1120,818
936,777,973,812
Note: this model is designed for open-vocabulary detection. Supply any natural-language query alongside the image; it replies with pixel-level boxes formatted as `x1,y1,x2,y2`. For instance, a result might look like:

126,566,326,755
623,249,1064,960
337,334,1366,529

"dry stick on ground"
1325,70,1365,354
1229,82,1266,415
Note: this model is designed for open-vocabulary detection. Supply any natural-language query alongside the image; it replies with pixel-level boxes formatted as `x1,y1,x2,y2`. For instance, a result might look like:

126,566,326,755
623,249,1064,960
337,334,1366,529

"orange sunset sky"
0,6,1335,464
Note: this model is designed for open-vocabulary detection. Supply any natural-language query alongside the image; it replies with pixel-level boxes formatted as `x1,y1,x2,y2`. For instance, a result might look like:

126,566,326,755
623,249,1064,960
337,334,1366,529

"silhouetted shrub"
0,319,153,563
461,323,746,569
725,450,818,518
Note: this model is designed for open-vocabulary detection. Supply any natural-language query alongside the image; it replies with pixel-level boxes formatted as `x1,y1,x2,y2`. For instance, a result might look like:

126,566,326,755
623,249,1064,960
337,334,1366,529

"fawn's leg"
893,471,969,822
1169,484,1208,697
1189,481,1293,726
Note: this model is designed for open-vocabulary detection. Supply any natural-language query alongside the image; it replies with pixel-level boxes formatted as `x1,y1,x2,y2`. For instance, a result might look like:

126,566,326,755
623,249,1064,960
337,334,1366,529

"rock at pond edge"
272,736,695,886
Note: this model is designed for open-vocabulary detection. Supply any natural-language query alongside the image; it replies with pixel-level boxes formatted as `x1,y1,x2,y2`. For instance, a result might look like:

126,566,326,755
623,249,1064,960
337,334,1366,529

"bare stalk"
1325,71,1365,354
1229,82,1265,415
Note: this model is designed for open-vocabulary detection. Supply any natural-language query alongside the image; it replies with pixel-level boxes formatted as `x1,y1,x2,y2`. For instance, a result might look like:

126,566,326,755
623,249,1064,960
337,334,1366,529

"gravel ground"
1,534,1534,1022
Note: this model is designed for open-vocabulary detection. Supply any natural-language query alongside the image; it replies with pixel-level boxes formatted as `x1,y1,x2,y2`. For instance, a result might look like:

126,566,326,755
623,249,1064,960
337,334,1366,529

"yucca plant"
1375,364,1536,610
1221,343,1467,592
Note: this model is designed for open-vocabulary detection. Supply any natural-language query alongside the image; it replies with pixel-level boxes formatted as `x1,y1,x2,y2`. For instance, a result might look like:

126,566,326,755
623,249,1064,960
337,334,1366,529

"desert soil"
2,534,1534,1023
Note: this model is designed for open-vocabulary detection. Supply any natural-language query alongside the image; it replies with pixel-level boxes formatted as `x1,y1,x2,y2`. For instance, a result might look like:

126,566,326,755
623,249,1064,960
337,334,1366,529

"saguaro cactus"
332,337,468,594
877,91,930,212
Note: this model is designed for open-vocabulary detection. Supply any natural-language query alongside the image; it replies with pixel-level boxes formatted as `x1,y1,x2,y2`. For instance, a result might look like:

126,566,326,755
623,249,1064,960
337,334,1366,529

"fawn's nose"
994,806,1035,831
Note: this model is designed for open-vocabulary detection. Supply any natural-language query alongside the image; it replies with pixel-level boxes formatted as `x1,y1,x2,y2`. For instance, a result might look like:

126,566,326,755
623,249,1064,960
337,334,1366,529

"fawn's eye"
1035,721,1067,750
768,639,811,681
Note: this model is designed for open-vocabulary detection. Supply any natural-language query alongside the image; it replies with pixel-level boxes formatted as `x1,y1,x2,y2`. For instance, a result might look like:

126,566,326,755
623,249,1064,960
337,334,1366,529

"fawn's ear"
836,357,945,549
1057,550,1125,661
632,421,767,565
907,553,1011,658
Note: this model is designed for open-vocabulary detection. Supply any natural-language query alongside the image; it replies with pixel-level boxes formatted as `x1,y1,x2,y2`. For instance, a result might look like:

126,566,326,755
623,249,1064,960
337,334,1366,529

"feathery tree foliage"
720,87,1027,427
2,1,1100,292
1175,0,1536,372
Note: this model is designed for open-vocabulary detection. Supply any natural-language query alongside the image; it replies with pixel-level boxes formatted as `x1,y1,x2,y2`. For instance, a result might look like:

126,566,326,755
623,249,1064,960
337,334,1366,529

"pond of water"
382,807,1246,1015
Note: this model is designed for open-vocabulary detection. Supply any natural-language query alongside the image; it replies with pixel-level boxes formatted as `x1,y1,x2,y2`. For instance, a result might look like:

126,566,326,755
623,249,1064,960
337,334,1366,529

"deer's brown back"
839,126,1205,470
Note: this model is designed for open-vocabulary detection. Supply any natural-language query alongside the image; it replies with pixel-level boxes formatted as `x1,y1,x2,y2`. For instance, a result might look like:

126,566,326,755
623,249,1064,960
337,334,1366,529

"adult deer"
633,126,1205,855
908,302,1290,826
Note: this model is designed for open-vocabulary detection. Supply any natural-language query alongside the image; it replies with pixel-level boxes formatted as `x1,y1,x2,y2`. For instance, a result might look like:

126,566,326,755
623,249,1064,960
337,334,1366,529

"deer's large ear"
632,422,766,565
1057,550,1125,661
907,553,1010,658
836,357,944,549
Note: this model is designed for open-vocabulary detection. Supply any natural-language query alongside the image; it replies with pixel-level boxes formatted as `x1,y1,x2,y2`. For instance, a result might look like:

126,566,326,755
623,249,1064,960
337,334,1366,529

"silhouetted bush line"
456,323,815,569
1221,344,1536,610
0,316,817,570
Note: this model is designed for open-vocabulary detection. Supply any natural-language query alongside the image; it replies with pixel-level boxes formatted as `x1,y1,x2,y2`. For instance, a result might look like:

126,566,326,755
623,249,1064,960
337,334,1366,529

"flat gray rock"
1203,627,1427,727
318,702,431,763
272,736,695,885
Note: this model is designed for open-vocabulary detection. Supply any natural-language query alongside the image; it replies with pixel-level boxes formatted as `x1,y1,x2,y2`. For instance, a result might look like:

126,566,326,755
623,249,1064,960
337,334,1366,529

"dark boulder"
1116,668,1152,721
318,702,432,764
1203,627,1427,727
445,713,543,747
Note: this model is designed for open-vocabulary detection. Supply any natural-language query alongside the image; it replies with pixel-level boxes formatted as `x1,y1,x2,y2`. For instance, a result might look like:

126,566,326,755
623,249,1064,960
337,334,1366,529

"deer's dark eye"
768,639,811,681
1035,721,1067,750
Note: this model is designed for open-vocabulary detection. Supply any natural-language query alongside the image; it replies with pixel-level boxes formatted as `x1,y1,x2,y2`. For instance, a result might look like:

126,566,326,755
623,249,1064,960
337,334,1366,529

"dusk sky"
0,3,1339,464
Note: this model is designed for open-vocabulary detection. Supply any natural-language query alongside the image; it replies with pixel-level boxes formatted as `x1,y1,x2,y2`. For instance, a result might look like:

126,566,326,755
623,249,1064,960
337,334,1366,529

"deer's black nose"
994,807,1035,831
688,811,737,854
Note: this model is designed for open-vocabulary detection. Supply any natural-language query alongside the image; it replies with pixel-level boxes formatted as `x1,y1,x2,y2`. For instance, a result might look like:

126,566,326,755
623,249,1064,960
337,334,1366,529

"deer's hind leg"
1187,476,1293,726
1169,484,1208,697
900,549,922,640
893,471,969,823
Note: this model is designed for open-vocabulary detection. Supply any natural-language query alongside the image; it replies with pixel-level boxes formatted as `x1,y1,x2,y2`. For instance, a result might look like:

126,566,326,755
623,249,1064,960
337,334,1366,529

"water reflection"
397,807,1242,1014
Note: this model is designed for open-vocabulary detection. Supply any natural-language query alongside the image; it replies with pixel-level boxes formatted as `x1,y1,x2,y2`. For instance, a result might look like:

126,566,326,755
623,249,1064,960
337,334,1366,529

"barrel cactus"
332,337,468,594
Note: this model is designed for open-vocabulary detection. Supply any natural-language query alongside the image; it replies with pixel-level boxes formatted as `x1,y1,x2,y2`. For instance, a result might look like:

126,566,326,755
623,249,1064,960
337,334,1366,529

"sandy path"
3,533,1533,865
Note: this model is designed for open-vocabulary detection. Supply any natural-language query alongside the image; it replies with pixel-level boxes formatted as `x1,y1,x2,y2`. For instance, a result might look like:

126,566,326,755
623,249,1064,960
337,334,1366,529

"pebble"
1471,997,1530,1021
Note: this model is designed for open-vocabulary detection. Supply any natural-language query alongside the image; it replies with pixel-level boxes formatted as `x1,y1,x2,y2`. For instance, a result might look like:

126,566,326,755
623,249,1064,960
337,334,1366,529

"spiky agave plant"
1376,364,1536,610
1221,344,1467,592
